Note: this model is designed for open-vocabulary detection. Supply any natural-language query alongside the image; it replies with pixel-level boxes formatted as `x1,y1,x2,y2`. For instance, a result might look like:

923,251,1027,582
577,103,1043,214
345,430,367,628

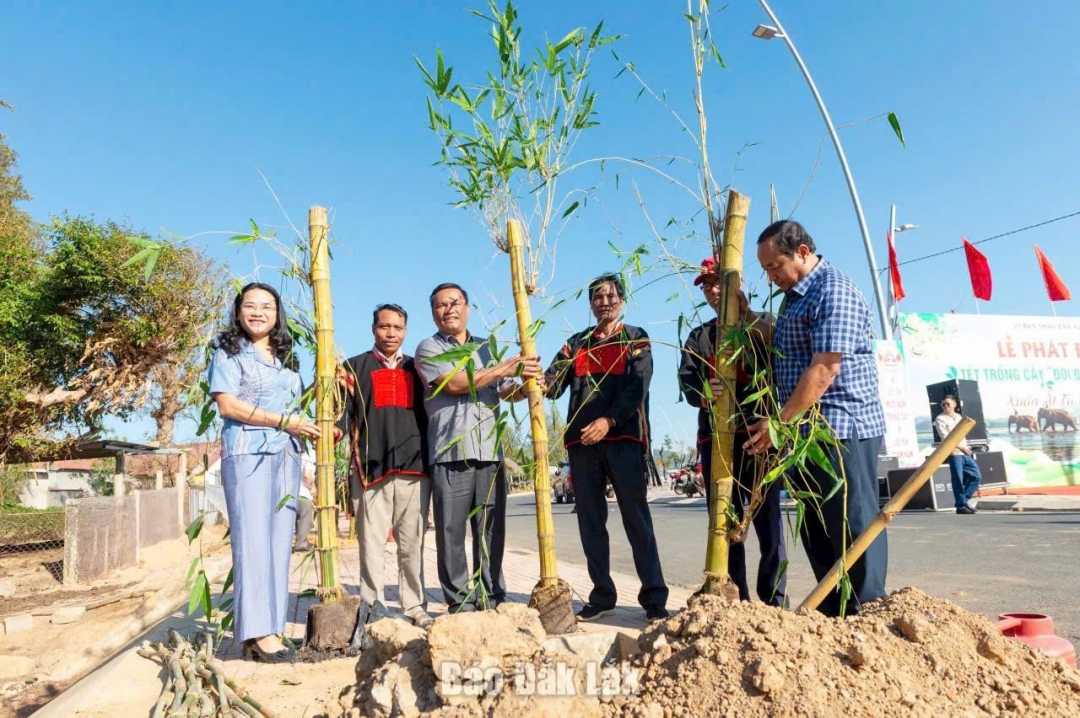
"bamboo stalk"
506,219,558,586
701,190,750,595
309,205,341,602
798,416,976,613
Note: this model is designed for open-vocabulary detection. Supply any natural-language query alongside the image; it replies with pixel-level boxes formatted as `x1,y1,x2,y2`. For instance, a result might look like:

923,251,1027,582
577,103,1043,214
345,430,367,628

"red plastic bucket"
995,612,1076,667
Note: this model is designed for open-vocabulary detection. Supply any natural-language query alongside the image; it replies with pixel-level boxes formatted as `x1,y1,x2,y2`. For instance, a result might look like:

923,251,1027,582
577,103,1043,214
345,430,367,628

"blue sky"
4,1,1080,448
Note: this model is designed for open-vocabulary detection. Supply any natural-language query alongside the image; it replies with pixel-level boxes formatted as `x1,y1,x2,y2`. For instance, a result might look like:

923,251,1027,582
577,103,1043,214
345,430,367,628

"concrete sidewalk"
35,525,690,717
975,494,1080,512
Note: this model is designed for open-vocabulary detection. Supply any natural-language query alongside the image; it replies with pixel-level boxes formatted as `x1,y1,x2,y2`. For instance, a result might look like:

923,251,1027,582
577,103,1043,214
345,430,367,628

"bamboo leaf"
589,20,605,49
431,354,474,398
554,28,584,54
120,247,154,268
415,55,437,91
220,568,234,597
709,41,726,69
142,250,159,281
200,571,213,618
807,440,839,482
125,236,159,249
561,200,580,219
887,111,906,148
188,570,207,617
183,556,199,588
228,234,258,245
275,493,293,511
185,515,204,545
196,403,216,437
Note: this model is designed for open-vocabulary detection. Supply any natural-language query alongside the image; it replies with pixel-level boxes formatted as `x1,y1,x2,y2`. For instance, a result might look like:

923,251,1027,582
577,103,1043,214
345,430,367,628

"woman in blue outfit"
209,282,320,662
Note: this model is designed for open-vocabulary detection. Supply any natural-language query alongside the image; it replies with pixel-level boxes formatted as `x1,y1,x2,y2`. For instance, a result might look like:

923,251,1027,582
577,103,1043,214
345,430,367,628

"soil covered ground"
0,525,230,717
328,588,1080,718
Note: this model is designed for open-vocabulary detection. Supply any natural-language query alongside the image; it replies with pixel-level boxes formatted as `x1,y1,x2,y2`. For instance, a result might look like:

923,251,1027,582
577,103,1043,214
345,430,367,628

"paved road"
503,491,1080,643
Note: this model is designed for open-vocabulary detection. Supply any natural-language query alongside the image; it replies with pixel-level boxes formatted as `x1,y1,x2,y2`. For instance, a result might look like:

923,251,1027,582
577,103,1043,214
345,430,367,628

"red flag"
1034,245,1071,302
886,231,905,301
962,237,992,301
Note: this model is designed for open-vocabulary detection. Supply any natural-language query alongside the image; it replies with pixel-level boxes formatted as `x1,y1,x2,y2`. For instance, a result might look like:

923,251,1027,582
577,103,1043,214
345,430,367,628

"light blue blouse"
208,341,304,457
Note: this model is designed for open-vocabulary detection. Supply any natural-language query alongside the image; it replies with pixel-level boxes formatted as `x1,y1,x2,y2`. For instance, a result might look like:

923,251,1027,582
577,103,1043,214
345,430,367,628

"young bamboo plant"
418,0,618,633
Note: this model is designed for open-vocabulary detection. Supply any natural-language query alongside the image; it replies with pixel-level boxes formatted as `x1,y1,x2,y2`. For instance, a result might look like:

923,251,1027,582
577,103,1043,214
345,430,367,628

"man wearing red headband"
677,257,787,607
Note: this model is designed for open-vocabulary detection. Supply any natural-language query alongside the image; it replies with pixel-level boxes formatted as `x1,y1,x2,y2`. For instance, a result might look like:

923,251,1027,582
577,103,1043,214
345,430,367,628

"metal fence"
0,508,65,556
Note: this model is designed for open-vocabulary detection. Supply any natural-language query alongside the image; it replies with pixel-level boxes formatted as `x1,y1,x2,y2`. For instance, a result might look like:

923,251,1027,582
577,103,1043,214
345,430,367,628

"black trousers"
568,441,668,611
701,437,788,607
791,431,888,617
430,460,506,611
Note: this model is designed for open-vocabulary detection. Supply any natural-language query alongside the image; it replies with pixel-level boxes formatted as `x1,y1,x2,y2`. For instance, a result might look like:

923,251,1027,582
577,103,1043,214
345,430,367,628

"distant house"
14,439,191,509
17,465,95,509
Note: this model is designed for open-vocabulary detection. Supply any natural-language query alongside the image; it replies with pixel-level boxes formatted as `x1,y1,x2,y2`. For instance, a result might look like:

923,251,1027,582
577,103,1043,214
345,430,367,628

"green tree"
0,131,226,462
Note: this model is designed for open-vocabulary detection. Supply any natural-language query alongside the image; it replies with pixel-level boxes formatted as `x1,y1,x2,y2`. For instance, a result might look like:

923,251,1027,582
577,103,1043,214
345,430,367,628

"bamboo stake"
701,190,750,596
798,416,975,613
507,219,557,586
309,205,341,602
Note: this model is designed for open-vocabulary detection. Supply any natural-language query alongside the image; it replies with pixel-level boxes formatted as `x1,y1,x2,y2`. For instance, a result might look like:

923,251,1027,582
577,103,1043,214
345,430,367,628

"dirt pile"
338,602,610,718
333,588,1080,718
612,588,1080,717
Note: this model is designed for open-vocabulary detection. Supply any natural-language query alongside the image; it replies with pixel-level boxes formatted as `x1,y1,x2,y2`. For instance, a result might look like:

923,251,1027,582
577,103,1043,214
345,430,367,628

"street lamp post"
753,0,891,339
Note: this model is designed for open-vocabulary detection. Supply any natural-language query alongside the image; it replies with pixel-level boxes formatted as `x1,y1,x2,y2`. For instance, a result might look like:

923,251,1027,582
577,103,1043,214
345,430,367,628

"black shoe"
575,603,616,622
242,639,296,663
644,606,670,621
956,506,976,515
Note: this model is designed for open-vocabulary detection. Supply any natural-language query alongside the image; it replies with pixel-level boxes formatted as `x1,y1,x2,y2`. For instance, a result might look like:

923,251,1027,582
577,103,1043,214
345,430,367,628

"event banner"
898,313,1080,488
874,339,921,468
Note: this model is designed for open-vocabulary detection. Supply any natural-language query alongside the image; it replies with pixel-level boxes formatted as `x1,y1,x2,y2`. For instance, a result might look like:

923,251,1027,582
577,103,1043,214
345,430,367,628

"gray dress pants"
430,460,506,611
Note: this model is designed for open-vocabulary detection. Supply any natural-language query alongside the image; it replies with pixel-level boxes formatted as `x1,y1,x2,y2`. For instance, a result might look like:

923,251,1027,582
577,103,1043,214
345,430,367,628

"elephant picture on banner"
1008,414,1040,433
1039,407,1077,432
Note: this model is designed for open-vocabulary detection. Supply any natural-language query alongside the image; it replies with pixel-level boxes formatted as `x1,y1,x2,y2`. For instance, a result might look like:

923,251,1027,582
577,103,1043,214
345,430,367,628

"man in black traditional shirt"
541,274,669,622
678,258,787,607
340,303,432,628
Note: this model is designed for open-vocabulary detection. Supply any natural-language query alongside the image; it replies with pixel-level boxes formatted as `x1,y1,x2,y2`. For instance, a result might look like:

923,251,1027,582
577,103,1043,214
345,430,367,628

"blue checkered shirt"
773,257,885,440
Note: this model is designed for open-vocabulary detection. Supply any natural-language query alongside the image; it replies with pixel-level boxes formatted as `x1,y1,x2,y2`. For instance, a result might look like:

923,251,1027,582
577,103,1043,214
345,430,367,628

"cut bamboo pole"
507,219,557,585
798,416,976,613
507,219,575,634
309,205,341,602
701,190,750,597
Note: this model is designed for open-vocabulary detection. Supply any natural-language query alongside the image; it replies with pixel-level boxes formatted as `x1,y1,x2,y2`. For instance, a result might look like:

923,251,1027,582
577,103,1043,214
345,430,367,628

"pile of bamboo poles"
137,629,276,718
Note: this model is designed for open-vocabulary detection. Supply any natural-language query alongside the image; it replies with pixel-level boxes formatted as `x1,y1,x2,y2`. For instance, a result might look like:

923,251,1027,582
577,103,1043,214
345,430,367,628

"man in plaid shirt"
742,220,887,616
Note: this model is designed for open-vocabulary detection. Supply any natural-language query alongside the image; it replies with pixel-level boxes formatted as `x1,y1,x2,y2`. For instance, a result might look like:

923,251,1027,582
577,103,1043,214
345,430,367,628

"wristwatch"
605,417,616,429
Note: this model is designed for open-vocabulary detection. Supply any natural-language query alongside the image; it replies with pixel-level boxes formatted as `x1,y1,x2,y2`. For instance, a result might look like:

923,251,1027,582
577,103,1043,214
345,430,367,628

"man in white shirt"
933,395,982,515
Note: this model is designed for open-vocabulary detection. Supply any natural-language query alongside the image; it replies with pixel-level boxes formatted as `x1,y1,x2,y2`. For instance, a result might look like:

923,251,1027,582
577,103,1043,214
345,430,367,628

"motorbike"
673,466,706,498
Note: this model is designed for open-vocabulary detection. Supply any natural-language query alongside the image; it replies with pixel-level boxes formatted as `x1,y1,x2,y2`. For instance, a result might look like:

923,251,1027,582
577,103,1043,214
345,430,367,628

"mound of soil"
612,588,1080,718
333,588,1080,718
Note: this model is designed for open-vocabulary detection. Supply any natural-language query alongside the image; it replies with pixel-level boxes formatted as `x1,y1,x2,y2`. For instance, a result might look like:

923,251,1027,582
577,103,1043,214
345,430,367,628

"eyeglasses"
433,299,466,312
241,303,277,313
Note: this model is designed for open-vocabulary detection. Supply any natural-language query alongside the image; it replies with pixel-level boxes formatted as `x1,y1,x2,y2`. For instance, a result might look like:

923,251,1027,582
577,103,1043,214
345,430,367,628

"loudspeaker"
975,450,1008,490
876,456,899,503
886,465,956,511
927,379,988,442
